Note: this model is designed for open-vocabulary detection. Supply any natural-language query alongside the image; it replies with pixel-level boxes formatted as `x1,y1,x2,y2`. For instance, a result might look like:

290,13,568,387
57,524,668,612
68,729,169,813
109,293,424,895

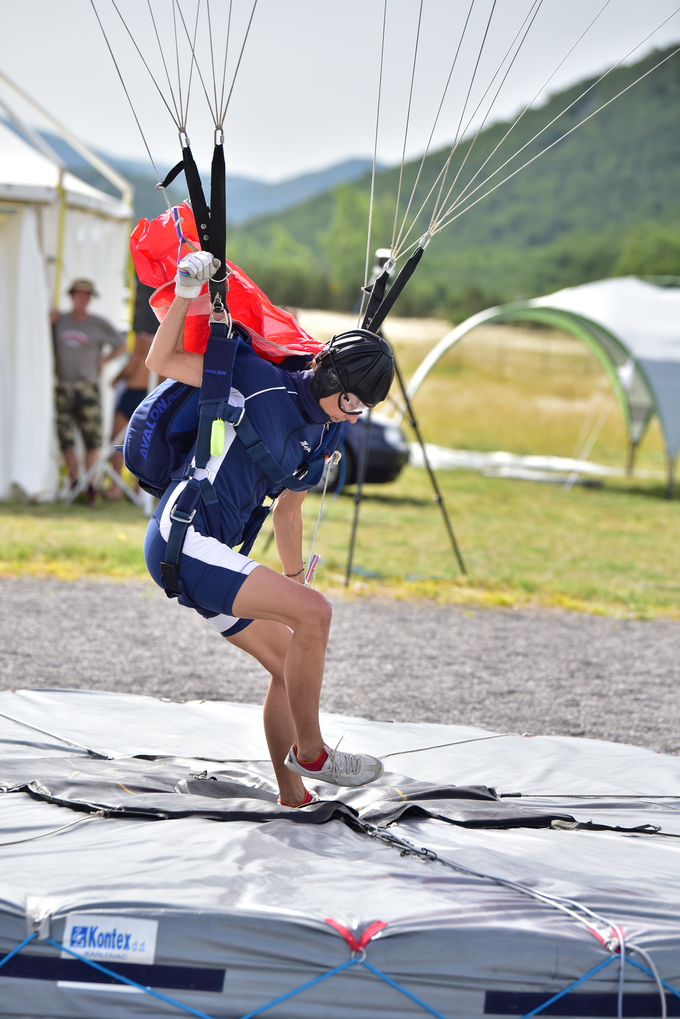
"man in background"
51,279,126,505
105,280,159,500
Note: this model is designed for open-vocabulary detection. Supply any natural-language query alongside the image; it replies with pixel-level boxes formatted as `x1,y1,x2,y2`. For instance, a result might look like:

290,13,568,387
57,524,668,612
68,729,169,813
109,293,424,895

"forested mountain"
227,44,680,319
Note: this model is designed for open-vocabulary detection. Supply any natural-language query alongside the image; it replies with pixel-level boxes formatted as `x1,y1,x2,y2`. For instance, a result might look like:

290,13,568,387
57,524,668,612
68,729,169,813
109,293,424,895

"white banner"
61,914,158,965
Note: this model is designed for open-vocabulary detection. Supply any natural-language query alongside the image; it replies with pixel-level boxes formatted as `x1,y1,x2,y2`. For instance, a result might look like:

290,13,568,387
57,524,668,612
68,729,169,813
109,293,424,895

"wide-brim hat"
68,278,99,298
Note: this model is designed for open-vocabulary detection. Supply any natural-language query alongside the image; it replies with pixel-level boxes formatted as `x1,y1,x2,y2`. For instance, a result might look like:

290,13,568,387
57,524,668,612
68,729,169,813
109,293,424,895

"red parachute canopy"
130,202,324,362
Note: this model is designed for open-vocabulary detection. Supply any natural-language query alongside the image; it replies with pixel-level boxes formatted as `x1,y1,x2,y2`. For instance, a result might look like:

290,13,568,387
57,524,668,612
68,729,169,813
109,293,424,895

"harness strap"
161,324,337,597
235,414,312,489
196,322,239,469
160,479,203,596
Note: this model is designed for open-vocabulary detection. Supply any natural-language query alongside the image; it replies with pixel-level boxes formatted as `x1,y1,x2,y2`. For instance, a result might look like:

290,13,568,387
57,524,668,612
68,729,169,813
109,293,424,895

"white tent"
0,104,132,502
402,278,680,494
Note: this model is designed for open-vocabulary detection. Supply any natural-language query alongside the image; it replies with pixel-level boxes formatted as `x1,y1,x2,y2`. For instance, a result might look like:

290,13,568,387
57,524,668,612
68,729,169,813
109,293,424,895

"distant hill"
226,44,680,319
224,160,379,223
37,134,377,225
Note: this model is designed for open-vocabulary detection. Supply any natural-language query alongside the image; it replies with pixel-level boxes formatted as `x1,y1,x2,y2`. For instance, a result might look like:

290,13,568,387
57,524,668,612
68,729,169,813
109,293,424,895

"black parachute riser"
209,143,227,306
360,267,391,331
363,245,425,335
181,145,211,254
160,143,228,312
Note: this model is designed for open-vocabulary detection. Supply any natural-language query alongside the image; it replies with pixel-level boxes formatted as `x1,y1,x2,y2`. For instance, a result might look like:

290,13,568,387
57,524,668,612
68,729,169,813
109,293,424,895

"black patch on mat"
484,989,680,1016
0,953,224,992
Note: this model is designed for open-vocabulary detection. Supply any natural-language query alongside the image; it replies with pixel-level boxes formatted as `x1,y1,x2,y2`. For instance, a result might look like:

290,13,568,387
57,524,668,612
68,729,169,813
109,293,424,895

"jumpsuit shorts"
144,484,258,639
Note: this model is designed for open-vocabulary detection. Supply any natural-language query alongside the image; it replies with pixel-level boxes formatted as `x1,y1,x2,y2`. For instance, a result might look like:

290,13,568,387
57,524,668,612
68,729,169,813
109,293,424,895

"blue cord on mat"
362,960,449,1019
8,932,676,1019
627,956,680,1001
0,932,38,971
520,955,617,1018
237,958,360,1019
45,939,217,1019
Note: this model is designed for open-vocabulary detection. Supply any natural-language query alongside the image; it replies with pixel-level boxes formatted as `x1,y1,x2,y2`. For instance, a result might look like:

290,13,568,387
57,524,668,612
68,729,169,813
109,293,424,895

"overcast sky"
1,1,679,182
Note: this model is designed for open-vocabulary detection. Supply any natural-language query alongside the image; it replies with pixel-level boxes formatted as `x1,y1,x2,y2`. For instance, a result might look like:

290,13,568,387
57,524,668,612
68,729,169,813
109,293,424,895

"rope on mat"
1,922,678,1019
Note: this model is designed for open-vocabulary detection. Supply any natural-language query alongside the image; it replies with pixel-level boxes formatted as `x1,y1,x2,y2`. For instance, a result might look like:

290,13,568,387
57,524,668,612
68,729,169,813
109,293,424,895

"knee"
300,591,332,638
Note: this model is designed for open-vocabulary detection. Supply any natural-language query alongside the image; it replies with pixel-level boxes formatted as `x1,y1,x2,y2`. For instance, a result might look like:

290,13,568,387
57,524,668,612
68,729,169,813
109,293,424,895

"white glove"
174,250,220,299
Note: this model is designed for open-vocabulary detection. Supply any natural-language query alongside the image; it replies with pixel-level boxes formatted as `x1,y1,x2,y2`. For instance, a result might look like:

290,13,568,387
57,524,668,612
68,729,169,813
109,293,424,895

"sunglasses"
337,392,371,415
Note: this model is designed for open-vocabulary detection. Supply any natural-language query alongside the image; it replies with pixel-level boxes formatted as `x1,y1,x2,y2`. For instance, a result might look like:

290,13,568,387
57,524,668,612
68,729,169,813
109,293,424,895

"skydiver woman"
144,250,394,807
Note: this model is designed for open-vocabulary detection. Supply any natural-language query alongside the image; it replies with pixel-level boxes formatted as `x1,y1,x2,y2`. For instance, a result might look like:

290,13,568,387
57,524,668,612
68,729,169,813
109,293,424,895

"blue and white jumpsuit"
144,344,341,637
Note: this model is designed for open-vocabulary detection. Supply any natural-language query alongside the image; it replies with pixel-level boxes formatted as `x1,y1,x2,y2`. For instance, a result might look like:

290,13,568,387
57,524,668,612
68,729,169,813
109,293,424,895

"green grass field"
0,322,676,619
1,466,677,619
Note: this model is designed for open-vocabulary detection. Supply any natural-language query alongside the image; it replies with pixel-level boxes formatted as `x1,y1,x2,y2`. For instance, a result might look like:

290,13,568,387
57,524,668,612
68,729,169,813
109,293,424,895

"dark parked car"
315,412,410,491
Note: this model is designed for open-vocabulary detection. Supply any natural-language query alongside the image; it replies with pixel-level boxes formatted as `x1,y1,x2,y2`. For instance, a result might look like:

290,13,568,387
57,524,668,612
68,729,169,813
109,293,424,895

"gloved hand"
174,250,221,299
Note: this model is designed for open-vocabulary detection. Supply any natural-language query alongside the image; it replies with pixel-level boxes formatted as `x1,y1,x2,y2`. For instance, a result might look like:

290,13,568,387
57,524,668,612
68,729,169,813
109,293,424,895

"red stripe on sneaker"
278,789,315,808
296,746,328,771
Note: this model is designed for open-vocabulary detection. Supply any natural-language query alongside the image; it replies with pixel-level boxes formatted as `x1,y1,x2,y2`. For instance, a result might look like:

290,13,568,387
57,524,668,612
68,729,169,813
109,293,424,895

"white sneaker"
284,743,384,787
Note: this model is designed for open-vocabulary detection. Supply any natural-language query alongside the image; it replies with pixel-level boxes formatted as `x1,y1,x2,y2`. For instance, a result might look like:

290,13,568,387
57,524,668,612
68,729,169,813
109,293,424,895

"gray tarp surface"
1,689,680,1018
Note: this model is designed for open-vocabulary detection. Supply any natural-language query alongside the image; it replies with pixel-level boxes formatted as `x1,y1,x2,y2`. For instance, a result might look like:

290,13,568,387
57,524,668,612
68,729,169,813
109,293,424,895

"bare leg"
107,411,129,498
227,618,308,805
62,447,79,484
84,448,100,474
231,565,331,764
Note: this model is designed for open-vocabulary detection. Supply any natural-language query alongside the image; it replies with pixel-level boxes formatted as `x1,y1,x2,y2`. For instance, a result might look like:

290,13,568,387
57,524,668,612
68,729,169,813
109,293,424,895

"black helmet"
309,329,394,408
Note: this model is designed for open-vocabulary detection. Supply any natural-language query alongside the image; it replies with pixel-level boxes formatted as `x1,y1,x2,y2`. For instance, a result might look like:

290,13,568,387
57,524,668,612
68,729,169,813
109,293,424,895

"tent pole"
0,69,132,207
52,174,67,309
626,441,637,477
666,456,675,499
393,356,467,576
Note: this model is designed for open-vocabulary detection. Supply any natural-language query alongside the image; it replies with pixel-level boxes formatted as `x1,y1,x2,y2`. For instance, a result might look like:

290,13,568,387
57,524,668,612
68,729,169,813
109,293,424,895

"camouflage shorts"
55,378,103,451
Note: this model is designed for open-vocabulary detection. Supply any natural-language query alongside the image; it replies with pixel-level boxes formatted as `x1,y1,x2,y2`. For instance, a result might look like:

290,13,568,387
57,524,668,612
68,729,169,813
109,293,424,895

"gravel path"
1,577,678,754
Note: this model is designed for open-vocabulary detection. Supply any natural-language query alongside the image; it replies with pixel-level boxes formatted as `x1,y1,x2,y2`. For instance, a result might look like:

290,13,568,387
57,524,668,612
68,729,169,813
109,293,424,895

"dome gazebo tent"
402,277,680,495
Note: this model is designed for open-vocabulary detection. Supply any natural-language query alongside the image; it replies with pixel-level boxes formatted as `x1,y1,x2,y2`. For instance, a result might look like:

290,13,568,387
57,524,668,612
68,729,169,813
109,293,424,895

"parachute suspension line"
307,450,342,589
430,0,612,232
89,0,169,208
218,0,259,126
392,0,514,260
391,0,475,257
394,0,543,257
427,0,545,236
206,0,220,123
433,39,680,236
106,0,182,130
433,5,680,232
357,0,389,328
175,0,217,127
426,0,498,235
145,0,183,129
218,0,235,122
178,0,203,130
171,1,185,130
390,0,424,253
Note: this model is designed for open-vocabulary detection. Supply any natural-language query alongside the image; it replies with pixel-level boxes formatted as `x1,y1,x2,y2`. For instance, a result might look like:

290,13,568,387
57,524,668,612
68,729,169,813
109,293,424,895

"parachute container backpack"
125,205,328,498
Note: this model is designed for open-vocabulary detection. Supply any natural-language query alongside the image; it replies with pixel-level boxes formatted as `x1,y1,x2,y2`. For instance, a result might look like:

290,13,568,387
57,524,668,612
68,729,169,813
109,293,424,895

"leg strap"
160,479,216,597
